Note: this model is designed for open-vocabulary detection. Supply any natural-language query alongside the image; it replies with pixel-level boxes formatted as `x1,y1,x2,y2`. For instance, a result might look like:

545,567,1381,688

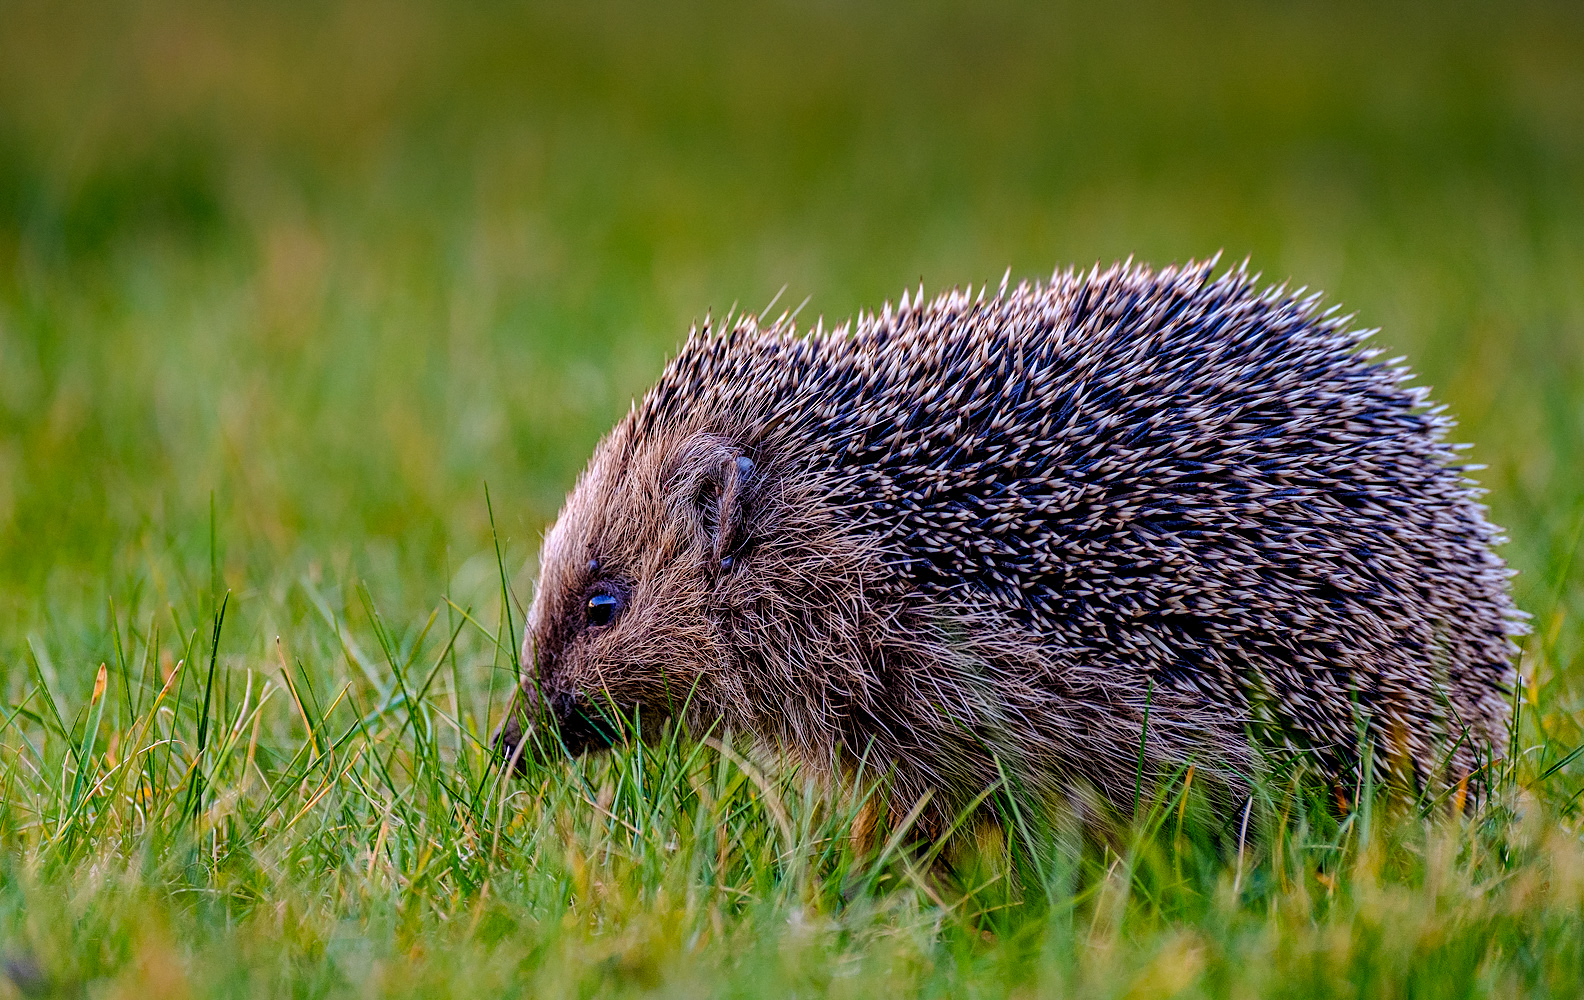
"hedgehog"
497,259,1523,826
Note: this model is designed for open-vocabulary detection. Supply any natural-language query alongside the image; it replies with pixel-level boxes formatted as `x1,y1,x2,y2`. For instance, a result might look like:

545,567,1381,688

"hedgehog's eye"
586,593,622,628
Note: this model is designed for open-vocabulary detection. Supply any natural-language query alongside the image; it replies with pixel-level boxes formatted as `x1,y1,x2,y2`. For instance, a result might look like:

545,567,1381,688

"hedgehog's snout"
492,679,542,775
550,691,620,756
492,706,528,775
494,685,620,772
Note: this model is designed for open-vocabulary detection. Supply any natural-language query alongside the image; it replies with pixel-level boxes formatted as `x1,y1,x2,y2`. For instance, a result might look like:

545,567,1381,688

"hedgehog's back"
639,261,1521,782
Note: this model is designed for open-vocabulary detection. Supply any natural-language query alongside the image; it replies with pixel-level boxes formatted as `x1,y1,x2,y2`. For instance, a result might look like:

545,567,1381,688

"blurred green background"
2,4,1584,995
0,0,1580,688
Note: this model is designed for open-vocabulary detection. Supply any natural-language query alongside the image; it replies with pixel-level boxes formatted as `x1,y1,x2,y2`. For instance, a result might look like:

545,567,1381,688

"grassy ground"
2,1,1583,996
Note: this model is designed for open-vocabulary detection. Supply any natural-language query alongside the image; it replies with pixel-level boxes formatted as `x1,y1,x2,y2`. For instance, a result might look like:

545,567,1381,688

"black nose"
492,708,532,776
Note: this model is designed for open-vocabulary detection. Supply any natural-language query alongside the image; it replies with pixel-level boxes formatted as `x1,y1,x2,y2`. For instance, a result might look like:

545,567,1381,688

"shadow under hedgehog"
495,258,1524,830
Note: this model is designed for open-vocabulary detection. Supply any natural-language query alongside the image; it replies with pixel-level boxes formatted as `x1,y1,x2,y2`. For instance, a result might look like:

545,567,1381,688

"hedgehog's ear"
694,453,755,567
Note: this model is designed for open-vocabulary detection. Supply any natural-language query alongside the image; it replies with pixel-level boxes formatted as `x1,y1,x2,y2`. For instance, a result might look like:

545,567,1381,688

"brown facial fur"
516,416,1234,820
503,260,1522,825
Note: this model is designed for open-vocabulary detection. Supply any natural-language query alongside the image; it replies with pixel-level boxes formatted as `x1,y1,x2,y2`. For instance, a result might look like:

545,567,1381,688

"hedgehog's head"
496,424,761,768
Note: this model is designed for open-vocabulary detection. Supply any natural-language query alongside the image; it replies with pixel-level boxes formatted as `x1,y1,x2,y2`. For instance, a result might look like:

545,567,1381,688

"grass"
1,0,1583,995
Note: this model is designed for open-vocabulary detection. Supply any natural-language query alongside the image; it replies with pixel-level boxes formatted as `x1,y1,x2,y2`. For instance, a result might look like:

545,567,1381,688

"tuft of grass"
3,572,1584,998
